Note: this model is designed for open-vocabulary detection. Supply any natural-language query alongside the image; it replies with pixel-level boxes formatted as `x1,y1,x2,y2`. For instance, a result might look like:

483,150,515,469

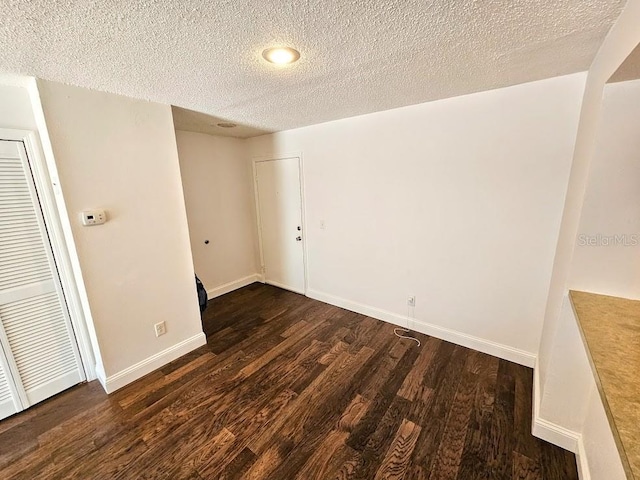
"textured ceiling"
171,106,270,138
0,0,626,138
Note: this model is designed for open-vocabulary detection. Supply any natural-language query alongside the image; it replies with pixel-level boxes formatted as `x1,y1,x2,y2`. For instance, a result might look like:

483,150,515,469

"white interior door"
0,139,84,420
255,157,305,294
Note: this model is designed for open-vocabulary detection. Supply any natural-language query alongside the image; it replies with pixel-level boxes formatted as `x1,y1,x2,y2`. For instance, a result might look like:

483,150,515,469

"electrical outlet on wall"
154,321,167,337
407,296,416,307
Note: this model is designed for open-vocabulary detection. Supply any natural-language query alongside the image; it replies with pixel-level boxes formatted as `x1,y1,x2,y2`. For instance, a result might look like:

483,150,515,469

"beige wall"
37,81,205,389
175,130,258,294
0,75,103,381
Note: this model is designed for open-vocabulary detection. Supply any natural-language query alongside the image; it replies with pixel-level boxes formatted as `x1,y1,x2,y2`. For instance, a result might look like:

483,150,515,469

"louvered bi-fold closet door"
0,344,20,419
0,139,84,420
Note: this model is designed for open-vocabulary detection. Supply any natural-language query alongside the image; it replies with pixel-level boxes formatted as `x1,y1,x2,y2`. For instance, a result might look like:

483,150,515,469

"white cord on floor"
394,327,421,346
395,300,421,346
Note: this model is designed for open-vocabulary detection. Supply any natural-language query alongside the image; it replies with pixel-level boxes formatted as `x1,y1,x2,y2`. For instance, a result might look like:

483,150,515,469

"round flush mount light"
262,46,301,65
216,122,237,128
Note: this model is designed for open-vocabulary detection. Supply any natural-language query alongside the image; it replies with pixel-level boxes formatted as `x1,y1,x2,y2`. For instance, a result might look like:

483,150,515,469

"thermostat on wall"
80,210,107,226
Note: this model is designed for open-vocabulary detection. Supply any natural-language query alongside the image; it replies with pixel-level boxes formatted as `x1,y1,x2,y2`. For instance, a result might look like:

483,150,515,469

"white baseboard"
206,274,262,299
95,361,107,391
306,289,536,368
103,333,207,393
265,279,305,295
532,410,580,452
576,436,590,480
531,360,583,457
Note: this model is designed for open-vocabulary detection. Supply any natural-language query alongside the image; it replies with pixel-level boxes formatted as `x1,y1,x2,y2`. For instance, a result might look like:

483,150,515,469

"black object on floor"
195,275,207,314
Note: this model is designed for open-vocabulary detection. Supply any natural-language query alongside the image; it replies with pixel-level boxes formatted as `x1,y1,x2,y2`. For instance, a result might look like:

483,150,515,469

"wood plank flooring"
0,283,578,479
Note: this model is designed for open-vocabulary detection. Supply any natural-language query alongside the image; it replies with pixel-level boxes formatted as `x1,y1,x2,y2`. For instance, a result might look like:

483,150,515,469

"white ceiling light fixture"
262,46,300,65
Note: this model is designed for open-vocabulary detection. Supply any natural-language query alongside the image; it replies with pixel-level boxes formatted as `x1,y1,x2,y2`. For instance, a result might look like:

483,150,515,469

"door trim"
0,128,96,382
252,153,309,295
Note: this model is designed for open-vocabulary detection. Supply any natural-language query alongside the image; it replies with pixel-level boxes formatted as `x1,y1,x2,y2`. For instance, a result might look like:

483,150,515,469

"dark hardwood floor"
0,283,578,479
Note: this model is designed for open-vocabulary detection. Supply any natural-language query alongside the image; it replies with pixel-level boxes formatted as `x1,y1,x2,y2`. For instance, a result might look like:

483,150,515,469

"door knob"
296,236,302,241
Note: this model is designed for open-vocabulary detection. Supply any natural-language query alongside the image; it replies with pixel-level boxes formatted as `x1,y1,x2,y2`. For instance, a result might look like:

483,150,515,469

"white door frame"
0,128,96,381
252,153,309,295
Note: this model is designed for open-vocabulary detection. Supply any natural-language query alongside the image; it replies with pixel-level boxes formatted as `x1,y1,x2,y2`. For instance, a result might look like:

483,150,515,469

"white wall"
248,73,586,363
581,381,628,480
175,131,258,295
570,79,640,298
37,80,205,390
534,2,640,477
538,0,640,396
0,76,37,130
538,297,593,433
536,295,626,479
